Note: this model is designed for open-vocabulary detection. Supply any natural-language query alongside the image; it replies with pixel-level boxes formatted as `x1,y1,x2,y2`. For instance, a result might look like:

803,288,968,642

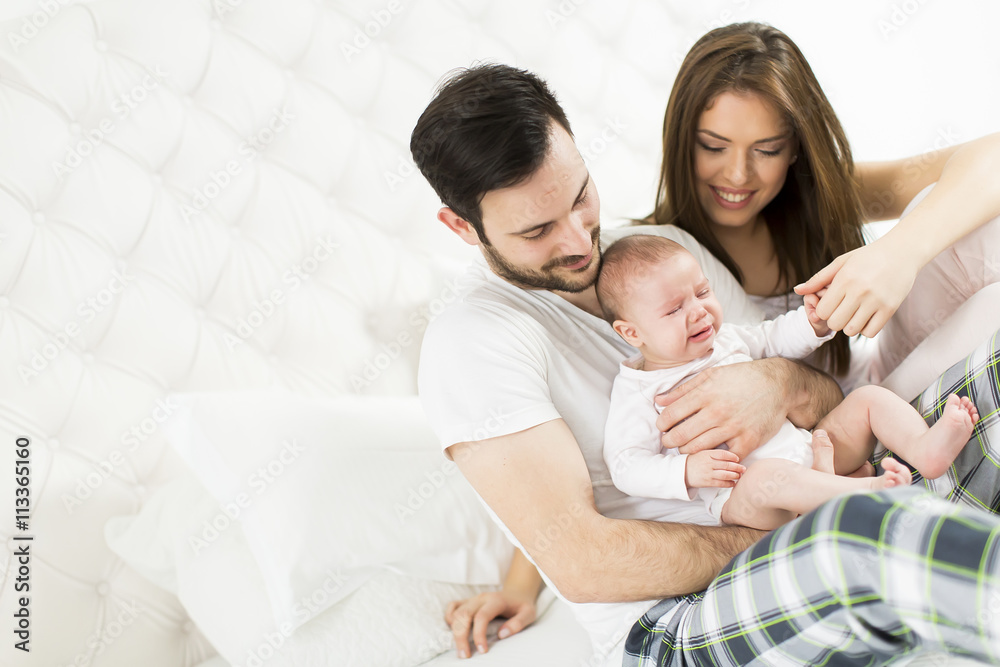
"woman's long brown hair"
652,22,865,376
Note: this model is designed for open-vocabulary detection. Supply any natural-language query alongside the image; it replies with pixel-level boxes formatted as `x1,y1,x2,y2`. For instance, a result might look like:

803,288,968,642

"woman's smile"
710,186,755,209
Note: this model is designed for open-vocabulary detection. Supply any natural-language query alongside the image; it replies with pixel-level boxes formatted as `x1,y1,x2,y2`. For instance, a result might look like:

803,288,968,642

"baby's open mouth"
689,326,713,341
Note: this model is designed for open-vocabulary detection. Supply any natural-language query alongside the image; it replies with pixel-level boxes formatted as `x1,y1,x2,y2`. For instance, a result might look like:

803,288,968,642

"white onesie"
603,306,835,523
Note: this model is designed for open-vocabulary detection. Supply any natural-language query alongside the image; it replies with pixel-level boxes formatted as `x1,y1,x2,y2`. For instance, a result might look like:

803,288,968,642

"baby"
596,234,979,530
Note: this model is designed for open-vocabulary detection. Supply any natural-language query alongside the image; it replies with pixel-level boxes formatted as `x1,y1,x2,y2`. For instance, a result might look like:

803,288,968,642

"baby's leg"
815,386,887,475
720,457,911,531
809,430,875,477
818,385,978,479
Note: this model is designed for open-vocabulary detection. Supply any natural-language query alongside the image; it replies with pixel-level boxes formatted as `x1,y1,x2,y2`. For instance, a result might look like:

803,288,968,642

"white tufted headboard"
0,0,997,665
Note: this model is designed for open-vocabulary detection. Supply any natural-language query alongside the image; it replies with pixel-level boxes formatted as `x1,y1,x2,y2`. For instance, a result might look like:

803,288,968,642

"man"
411,63,1000,666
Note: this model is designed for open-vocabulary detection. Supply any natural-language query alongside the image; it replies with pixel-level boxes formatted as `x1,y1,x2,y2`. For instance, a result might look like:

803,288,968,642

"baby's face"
618,252,724,366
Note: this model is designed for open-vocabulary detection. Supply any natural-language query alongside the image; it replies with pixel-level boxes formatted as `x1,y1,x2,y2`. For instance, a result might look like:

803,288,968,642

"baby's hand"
685,449,745,489
804,292,832,338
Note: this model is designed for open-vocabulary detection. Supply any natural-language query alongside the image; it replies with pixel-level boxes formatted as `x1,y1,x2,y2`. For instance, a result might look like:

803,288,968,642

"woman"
653,22,1000,392
444,22,1000,657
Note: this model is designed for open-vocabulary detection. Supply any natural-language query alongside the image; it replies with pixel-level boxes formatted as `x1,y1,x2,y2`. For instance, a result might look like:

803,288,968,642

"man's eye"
698,289,710,298
574,192,589,208
525,226,550,241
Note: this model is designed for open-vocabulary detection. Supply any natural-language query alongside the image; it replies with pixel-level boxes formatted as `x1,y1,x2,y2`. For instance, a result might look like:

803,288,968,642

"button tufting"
284,69,295,79
83,353,95,364
48,439,59,450
69,122,82,135
268,354,278,364
0,296,8,308
116,258,128,273
96,581,110,596
95,40,108,52
183,96,194,107
196,308,206,319
33,212,45,225
151,173,163,185
134,484,146,496
209,19,221,30
230,227,241,237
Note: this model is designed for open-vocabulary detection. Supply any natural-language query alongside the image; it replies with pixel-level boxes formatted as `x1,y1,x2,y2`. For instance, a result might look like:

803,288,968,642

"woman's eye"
756,148,782,157
697,142,724,153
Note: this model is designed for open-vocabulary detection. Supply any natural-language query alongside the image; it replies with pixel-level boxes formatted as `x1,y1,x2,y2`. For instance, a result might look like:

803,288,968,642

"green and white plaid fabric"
885,329,1000,512
624,330,1000,666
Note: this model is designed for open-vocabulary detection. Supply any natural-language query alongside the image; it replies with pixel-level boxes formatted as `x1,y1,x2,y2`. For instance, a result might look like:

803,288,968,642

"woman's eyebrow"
697,129,790,144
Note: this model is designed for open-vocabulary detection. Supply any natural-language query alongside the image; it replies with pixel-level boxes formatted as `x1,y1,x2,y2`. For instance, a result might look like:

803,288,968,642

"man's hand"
684,449,745,489
655,359,833,460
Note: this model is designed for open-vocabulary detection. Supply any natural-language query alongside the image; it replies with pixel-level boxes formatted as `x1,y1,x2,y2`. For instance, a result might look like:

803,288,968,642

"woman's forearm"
503,548,544,602
884,132,1000,267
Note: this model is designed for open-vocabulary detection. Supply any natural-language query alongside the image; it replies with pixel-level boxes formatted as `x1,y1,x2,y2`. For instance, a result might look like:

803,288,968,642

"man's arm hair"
591,514,762,602
782,358,843,428
448,418,763,604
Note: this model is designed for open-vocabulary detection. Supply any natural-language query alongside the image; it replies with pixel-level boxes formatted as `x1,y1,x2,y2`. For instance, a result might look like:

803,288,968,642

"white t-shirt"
604,310,833,522
418,224,764,666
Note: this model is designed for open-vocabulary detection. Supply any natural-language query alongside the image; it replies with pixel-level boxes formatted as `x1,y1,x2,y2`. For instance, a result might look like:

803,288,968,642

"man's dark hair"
410,63,573,245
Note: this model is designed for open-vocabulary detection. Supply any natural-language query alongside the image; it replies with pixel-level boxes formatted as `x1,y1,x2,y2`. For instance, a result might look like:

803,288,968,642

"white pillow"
106,471,497,667
158,391,512,629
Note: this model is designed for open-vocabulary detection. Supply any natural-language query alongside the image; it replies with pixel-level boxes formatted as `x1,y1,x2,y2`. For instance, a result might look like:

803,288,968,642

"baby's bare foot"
870,457,912,490
959,395,980,424
910,394,978,479
811,429,835,475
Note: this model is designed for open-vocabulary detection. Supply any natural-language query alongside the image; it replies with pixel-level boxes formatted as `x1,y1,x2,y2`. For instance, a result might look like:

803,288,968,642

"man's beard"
481,225,601,293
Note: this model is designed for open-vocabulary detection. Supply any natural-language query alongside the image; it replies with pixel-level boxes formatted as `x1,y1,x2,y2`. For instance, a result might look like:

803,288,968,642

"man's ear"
613,319,642,348
437,207,482,246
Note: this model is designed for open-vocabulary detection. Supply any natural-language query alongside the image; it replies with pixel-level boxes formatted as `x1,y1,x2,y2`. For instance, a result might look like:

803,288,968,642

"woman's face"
693,91,798,231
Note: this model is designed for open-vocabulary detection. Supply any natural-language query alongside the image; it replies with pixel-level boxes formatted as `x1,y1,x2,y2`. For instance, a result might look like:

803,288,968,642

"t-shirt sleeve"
418,304,561,456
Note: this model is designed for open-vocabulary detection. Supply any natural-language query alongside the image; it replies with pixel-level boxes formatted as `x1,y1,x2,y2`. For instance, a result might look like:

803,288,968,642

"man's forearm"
779,358,842,428
566,515,764,603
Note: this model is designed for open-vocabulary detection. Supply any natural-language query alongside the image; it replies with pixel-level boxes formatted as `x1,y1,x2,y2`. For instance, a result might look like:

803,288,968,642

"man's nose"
560,214,593,256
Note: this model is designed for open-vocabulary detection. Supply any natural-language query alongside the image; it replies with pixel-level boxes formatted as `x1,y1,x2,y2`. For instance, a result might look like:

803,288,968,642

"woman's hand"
794,240,920,337
445,590,537,658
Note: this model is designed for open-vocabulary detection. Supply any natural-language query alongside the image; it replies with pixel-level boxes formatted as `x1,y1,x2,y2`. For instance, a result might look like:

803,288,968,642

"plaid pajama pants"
623,330,1000,666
